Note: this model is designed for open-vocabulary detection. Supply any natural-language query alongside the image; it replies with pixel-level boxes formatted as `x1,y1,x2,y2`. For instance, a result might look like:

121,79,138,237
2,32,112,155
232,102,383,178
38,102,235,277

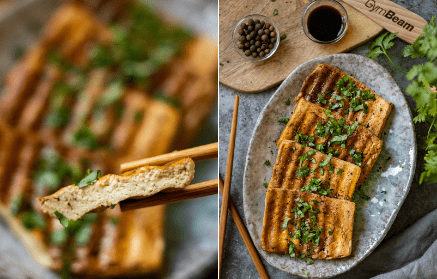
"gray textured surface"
0,0,218,278
243,54,415,278
219,0,437,278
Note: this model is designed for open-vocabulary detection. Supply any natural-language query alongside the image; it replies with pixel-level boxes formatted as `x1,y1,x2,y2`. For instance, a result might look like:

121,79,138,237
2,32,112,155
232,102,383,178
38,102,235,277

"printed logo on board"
365,0,414,31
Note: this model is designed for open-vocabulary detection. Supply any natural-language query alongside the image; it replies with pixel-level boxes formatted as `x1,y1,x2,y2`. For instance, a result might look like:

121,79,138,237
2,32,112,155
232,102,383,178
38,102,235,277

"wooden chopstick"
219,176,269,279
120,142,218,173
119,179,218,211
118,142,218,210
219,95,239,274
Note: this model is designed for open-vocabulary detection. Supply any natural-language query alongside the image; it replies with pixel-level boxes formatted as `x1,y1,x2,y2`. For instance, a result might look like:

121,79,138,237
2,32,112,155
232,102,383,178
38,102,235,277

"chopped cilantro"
337,169,345,175
282,217,291,230
298,150,317,166
285,98,290,105
318,93,327,104
300,178,331,196
273,9,278,15
133,110,144,124
381,191,387,194
278,118,290,124
349,148,364,166
296,166,310,178
22,211,46,230
72,126,99,150
329,228,333,235
264,160,271,166
263,182,269,188
319,154,332,167
76,169,101,188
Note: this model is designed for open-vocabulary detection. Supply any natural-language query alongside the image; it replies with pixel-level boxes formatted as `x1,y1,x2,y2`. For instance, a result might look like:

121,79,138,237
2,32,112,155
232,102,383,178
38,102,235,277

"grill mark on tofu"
19,66,62,130
294,64,393,137
7,140,40,211
261,189,355,259
278,99,382,185
110,90,150,152
271,141,361,200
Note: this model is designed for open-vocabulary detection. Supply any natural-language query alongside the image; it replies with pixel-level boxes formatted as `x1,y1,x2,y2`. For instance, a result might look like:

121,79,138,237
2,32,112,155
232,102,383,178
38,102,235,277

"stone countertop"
219,0,436,278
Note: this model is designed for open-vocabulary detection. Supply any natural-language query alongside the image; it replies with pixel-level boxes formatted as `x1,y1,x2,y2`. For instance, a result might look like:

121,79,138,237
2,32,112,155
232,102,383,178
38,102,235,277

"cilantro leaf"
278,118,290,124
296,166,310,178
282,217,291,230
77,170,101,188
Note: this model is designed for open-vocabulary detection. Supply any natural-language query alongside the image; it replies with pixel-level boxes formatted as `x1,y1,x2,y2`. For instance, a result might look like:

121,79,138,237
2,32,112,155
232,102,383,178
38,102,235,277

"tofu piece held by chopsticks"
37,158,195,220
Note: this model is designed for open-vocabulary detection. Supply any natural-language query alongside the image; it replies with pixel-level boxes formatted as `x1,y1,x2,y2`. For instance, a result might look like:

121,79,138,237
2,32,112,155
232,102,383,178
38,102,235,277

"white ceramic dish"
243,54,416,278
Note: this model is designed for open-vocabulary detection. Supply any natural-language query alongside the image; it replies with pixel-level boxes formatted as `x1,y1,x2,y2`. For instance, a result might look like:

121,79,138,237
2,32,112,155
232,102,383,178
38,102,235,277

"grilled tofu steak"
38,158,195,220
261,188,355,260
295,64,393,137
277,99,383,185
271,141,361,200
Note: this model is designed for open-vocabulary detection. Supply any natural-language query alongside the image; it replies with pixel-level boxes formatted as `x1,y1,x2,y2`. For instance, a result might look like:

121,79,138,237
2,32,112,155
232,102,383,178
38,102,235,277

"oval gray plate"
243,54,416,278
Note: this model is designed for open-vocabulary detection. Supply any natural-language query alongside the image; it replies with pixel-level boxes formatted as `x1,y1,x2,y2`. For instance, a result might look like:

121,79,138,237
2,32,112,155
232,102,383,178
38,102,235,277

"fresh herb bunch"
366,16,437,184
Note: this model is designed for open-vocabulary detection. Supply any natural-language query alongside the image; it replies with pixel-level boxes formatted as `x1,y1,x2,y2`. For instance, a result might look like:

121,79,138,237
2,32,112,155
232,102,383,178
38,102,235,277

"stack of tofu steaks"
261,64,393,261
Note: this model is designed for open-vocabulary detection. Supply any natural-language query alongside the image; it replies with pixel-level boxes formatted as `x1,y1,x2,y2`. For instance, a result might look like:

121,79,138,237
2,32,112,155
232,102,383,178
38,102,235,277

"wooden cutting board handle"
342,0,428,44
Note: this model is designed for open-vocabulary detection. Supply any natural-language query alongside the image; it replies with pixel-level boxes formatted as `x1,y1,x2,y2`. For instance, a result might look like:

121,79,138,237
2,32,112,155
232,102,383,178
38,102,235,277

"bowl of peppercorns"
232,14,280,61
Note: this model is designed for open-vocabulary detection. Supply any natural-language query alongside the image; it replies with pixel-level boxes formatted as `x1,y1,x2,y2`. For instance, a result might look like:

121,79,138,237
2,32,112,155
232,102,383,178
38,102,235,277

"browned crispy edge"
294,64,393,137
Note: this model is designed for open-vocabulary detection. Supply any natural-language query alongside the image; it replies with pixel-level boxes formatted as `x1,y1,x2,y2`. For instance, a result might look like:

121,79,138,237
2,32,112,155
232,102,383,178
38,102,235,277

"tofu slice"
37,158,195,220
295,64,393,137
277,99,382,185
261,188,355,259
271,141,361,200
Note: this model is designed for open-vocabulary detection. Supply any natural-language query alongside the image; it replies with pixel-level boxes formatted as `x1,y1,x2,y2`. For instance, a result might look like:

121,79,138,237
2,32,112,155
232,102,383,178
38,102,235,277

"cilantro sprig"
366,16,437,183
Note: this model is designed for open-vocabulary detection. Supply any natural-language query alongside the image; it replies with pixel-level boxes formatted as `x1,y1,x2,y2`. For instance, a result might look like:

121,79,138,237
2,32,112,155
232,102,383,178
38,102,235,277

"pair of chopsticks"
119,142,218,212
219,95,269,278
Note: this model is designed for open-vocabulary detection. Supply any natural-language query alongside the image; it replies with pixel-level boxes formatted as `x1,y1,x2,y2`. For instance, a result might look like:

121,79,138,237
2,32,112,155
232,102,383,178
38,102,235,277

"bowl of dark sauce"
302,0,348,44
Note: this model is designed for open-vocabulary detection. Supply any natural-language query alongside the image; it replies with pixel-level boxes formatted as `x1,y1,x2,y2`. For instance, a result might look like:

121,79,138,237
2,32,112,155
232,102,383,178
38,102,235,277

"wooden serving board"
219,0,383,93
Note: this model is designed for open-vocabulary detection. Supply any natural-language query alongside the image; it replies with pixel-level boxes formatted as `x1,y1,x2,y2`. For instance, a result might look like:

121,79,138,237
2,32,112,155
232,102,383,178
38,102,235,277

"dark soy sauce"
307,5,343,42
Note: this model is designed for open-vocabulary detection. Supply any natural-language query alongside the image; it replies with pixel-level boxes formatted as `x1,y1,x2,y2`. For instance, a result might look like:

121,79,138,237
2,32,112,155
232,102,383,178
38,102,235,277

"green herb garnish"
133,110,144,124
337,169,344,175
273,9,278,15
76,169,101,188
71,126,99,150
22,211,46,230
278,118,290,124
300,178,331,196
349,148,364,166
298,150,317,166
264,160,271,166
263,182,269,188
285,98,290,105
296,166,310,178
280,34,287,40
282,217,291,230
